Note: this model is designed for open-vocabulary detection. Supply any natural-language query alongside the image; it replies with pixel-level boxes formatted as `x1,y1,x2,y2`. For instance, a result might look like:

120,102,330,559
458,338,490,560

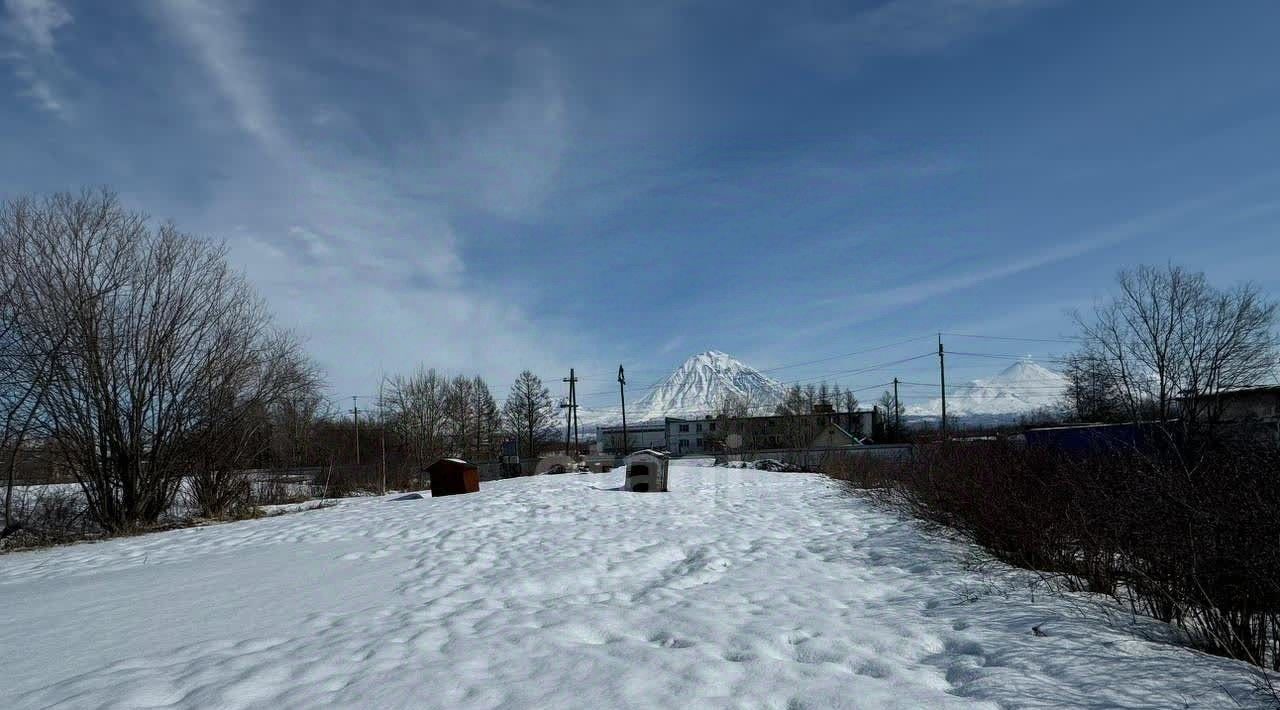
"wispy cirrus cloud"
143,0,592,395
787,0,1057,71
785,182,1271,343
152,1,288,157
2,0,73,117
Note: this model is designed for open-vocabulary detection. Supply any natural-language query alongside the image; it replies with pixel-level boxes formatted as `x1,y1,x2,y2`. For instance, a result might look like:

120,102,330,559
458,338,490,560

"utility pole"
938,334,948,440
351,395,361,465
893,377,901,438
618,365,628,456
561,394,572,457
563,368,579,457
378,379,387,495
562,398,572,456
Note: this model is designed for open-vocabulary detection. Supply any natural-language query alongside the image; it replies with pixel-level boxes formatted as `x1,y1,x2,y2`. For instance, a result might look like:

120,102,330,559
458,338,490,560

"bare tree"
710,389,754,454
186,338,325,518
470,376,500,460
1074,264,1278,429
386,367,449,471
1062,352,1124,422
2,191,311,532
0,216,53,533
268,358,329,469
444,375,476,458
876,390,904,441
775,384,820,448
817,382,831,407
503,370,555,461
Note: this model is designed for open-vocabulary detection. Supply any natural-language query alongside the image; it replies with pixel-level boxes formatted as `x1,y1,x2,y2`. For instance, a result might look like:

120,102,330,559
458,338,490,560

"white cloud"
152,1,289,158
448,62,568,219
4,0,69,51
2,0,73,116
147,1,593,396
777,185,1256,342
789,0,1055,70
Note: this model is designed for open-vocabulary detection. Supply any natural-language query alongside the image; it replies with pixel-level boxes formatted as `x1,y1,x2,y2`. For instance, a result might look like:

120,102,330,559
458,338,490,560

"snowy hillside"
0,467,1264,708
628,350,785,422
906,359,1069,420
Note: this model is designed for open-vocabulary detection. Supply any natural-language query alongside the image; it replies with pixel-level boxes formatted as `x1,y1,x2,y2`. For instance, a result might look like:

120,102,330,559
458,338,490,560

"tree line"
1063,263,1278,434
1,191,565,538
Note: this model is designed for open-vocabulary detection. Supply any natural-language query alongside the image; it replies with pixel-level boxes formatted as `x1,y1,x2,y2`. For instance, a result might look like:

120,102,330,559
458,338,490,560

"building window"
679,424,689,432
679,439,689,449
695,423,702,433
710,422,716,431
696,438,704,448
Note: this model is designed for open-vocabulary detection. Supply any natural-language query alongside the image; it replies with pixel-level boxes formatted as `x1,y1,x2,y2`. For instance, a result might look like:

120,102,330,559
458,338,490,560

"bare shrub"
316,463,411,499
826,439,1280,673
1,486,96,550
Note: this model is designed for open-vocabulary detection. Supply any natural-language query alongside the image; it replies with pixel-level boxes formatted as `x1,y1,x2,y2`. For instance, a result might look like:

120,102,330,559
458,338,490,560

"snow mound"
0,467,1265,708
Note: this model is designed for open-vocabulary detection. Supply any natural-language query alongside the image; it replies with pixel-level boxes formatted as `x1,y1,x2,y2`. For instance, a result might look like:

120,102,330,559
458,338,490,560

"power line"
575,352,927,400
575,335,938,399
575,380,898,419
940,332,1082,344
947,351,1073,364
577,333,1071,402
754,334,937,374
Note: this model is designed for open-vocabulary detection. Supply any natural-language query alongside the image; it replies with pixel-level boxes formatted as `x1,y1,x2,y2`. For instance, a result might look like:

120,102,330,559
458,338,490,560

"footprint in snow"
648,632,695,649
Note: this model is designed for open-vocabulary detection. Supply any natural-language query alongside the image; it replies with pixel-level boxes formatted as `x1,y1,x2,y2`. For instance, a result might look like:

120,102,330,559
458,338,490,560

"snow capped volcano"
906,359,1068,419
630,350,785,422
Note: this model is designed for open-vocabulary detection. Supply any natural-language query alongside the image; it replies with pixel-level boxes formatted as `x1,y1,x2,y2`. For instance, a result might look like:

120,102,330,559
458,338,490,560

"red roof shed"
426,458,480,497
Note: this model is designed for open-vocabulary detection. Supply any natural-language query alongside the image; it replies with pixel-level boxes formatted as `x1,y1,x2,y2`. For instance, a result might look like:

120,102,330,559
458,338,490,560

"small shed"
426,458,480,497
623,449,669,493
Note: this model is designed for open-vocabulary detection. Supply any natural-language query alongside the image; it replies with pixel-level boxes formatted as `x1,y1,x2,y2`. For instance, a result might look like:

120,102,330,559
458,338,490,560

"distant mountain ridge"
630,351,786,422
905,359,1068,420
582,351,785,428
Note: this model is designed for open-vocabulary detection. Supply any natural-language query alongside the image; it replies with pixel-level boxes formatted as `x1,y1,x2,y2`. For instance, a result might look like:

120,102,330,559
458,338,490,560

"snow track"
0,467,1265,708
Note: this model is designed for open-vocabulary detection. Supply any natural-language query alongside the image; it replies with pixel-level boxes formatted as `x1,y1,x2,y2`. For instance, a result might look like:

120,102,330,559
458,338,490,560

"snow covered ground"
0,466,1269,709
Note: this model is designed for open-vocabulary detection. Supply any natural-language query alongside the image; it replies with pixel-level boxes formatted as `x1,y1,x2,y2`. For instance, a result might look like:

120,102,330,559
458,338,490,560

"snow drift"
0,466,1264,709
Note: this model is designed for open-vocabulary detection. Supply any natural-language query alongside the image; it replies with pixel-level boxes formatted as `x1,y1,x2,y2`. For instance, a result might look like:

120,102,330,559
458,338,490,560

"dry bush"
314,463,421,499
821,453,901,493
825,438,1280,672
1,487,97,550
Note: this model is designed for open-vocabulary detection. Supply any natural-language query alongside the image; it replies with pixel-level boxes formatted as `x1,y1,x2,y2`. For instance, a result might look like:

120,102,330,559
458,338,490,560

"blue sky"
3,0,1279,413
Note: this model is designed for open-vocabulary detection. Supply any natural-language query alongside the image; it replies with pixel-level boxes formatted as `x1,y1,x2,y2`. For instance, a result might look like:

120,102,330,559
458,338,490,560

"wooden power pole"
563,368,579,456
618,365,628,456
378,380,387,495
562,395,572,456
938,334,948,439
893,377,901,436
351,395,361,465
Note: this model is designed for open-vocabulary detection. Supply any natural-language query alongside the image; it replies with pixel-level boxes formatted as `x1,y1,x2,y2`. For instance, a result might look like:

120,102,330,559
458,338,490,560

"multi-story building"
595,422,668,455
597,409,880,457
667,409,877,456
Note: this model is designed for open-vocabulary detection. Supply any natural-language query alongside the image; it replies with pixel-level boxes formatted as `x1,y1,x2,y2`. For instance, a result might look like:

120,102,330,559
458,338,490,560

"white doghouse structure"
623,450,669,492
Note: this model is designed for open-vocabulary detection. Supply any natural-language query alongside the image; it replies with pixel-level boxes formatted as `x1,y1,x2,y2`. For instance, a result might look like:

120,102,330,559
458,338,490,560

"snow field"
0,466,1267,709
